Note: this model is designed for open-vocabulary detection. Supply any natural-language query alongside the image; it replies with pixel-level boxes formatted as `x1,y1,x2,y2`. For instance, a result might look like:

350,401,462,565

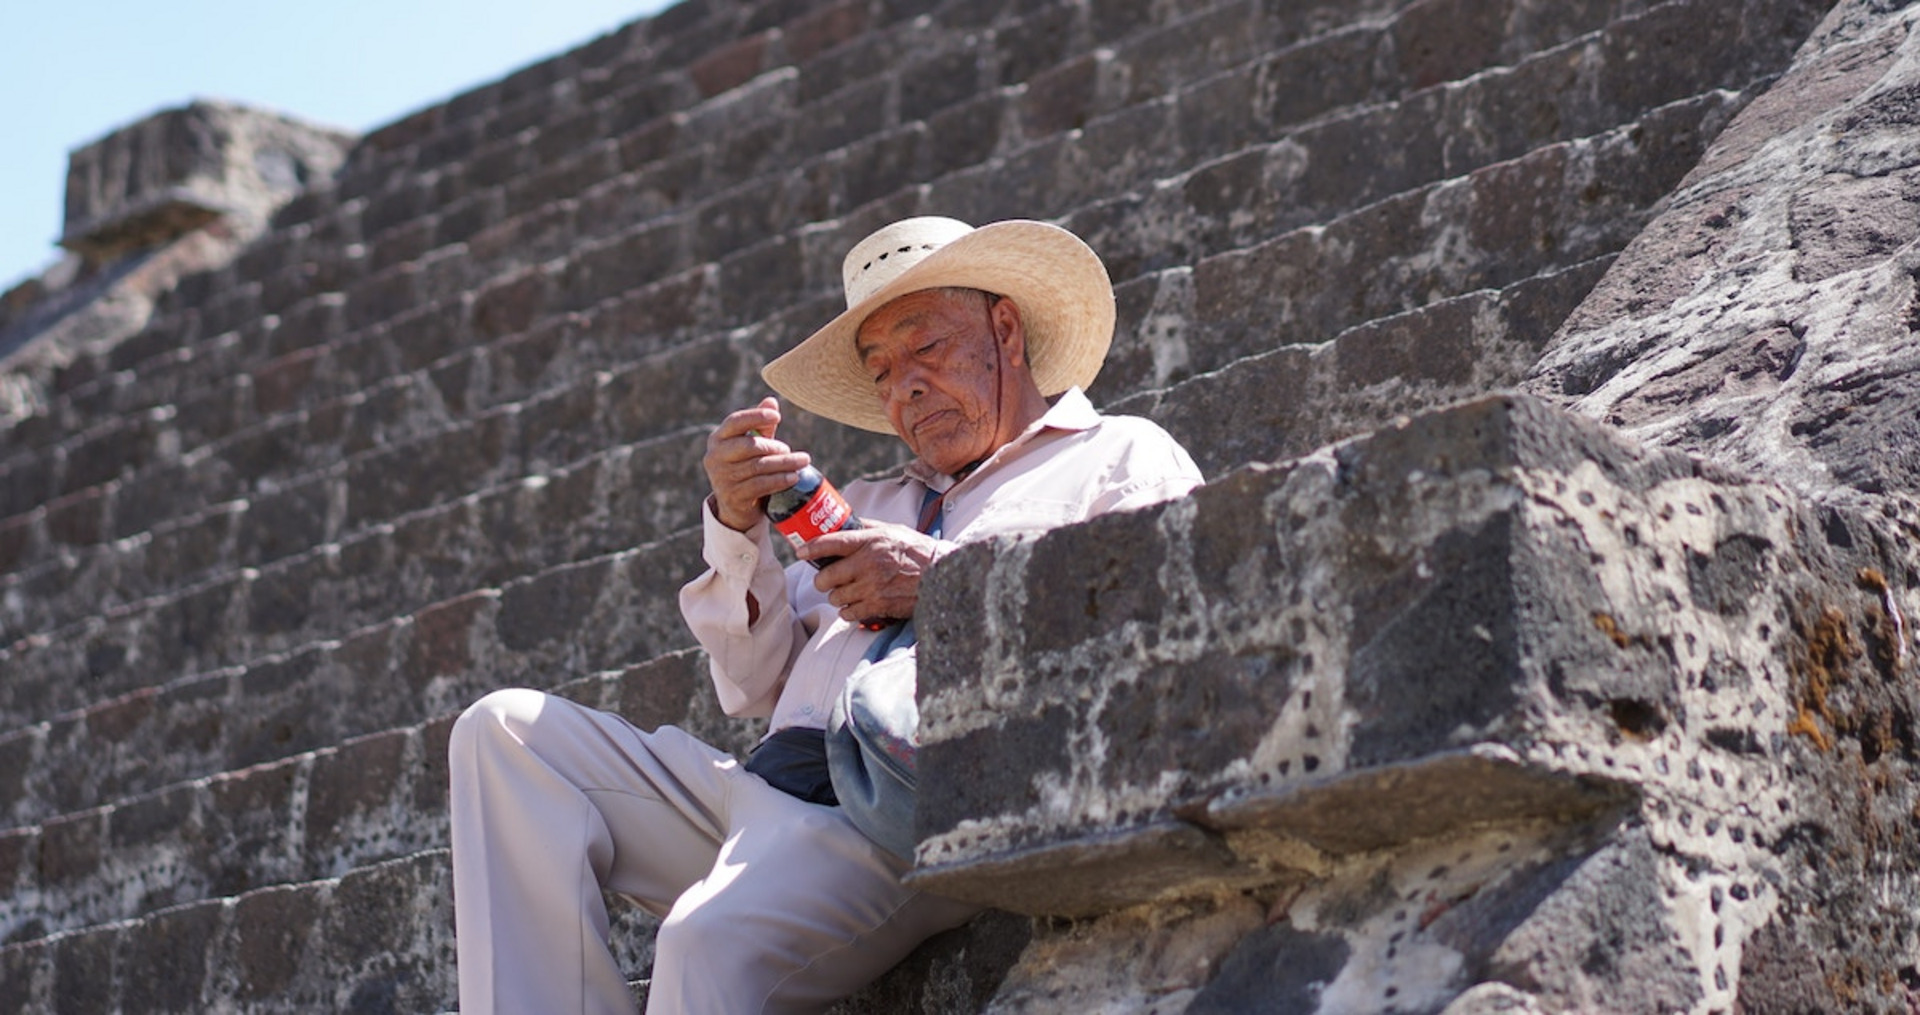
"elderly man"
448,217,1203,1013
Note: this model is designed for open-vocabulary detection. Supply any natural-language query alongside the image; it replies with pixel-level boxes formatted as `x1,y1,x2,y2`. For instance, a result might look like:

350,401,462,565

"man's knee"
448,687,549,776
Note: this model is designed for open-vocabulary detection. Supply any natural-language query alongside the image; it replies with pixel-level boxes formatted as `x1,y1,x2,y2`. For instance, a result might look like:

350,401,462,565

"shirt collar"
901,387,1098,490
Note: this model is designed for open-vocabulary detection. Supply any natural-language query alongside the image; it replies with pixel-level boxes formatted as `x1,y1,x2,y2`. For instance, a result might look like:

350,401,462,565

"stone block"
994,2,1081,88
52,925,118,1011
907,393,1915,940
515,377,603,472
344,260,424,332
785,0,872,63
899,46,984,125
1061,100,1182,211
435,186,504,247
557,219,691,313
343,412,513,529
204,762,299,896
923,90,1007,184
38,810,105,888
469,266,549,343
601,337,753,442
692,31,774,98
0,517,37,578
265,292,346,360
715,236,807,327
833,124,931,218
1109,1,1256,105
506,142,619,221
404,591,496,688
61,101,354,264
498,557,615,652
319,853,456,1008
234,475,333,567
227,884,324,1002
304,730,412,867
796,23,900,107
44,488,106,550
368,216,437,273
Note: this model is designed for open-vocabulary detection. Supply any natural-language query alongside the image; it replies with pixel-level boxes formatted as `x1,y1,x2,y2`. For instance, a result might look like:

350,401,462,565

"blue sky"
2,1,673,293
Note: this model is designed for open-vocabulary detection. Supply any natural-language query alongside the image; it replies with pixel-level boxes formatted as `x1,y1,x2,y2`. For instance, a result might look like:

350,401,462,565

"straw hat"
761,217,1114,433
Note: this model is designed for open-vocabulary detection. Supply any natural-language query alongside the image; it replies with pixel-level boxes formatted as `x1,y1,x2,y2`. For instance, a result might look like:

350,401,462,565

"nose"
884,360,930,406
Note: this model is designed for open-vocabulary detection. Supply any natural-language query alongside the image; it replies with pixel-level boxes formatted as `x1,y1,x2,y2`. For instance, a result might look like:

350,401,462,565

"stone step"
0,426,721,730
0,534,706,823
333,0,884,207
1069,0,1822,287
0,850,467,1012
0,649,754,942
0,325,755,599
0,418,710,659
1120,254,1621,477
0,840,1025,1014
1178,88,1743,371
5,0,1620,477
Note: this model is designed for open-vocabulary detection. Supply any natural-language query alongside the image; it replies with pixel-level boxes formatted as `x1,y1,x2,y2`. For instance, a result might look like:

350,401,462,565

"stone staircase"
0,0,1837,1010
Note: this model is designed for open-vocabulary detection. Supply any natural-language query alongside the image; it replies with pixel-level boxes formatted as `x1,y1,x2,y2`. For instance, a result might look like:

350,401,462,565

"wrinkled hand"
703,396,811,532
801,522,941,625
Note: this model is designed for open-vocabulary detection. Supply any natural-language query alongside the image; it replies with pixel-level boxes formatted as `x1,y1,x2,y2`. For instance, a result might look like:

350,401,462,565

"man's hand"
703,396,812,532
801,522,941,625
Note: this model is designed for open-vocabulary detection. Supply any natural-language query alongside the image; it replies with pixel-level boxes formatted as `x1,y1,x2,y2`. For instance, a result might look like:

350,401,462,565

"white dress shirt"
678,388,1204,735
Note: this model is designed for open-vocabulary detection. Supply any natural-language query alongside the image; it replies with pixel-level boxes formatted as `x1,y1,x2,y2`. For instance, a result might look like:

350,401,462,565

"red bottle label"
772,481,851,549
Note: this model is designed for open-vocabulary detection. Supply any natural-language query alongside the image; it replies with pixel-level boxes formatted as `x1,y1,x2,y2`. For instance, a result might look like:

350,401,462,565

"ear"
990,297,1027,365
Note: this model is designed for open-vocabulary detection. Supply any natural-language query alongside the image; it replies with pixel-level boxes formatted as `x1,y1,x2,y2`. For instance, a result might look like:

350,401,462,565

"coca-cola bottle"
765,465,863,568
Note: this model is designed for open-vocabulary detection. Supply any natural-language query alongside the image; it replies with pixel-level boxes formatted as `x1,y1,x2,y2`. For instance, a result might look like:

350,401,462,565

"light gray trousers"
448,688,976,1014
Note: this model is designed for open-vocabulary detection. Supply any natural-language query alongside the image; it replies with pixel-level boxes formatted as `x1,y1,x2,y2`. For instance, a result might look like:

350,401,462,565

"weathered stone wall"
914,394,1920,1011
7,0,1913,1010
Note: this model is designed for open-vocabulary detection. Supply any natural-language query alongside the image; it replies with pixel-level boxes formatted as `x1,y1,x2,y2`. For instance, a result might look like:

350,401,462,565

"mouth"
910,409,955,437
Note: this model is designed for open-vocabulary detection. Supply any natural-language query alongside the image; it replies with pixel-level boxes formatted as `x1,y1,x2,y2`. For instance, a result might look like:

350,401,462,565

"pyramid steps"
0,0,1833,1008
0,0,1790,632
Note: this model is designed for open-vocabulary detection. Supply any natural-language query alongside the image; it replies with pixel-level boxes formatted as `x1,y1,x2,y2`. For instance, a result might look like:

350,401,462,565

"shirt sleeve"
676,498,808,719
1088,422,1207,517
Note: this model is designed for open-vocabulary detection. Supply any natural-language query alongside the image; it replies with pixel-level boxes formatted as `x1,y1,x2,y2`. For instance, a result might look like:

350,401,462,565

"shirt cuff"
701,495,773,582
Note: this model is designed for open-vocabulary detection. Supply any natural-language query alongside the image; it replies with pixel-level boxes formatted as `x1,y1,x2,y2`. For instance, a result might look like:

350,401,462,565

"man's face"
856,288,1027,475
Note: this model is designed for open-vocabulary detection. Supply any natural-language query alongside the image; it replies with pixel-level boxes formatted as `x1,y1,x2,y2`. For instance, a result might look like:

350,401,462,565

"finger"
717,398,783,443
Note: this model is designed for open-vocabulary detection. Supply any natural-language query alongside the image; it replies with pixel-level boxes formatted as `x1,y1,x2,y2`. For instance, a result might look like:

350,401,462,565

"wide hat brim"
762,220,1114,433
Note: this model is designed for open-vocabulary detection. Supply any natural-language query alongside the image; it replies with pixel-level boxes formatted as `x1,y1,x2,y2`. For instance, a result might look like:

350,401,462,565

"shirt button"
801,705,815,715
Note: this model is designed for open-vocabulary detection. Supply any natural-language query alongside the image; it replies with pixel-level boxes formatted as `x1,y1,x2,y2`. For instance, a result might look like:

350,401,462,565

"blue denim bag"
826,619,919,860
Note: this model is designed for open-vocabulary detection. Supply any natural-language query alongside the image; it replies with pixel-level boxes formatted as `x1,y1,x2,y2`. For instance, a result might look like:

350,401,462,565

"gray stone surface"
61,100,353,264
911,394,1920,1011
1527,0,1920,524
0,0,1892,1010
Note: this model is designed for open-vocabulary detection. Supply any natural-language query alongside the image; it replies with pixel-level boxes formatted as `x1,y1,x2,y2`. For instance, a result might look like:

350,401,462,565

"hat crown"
841,217,974,308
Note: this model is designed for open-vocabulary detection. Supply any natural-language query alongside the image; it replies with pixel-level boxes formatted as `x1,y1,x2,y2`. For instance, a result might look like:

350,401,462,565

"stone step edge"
0,519,706,739
0,416,714,658
0,421,709,646
0,324,747,625
0,647,746,945
0,847,467,1012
